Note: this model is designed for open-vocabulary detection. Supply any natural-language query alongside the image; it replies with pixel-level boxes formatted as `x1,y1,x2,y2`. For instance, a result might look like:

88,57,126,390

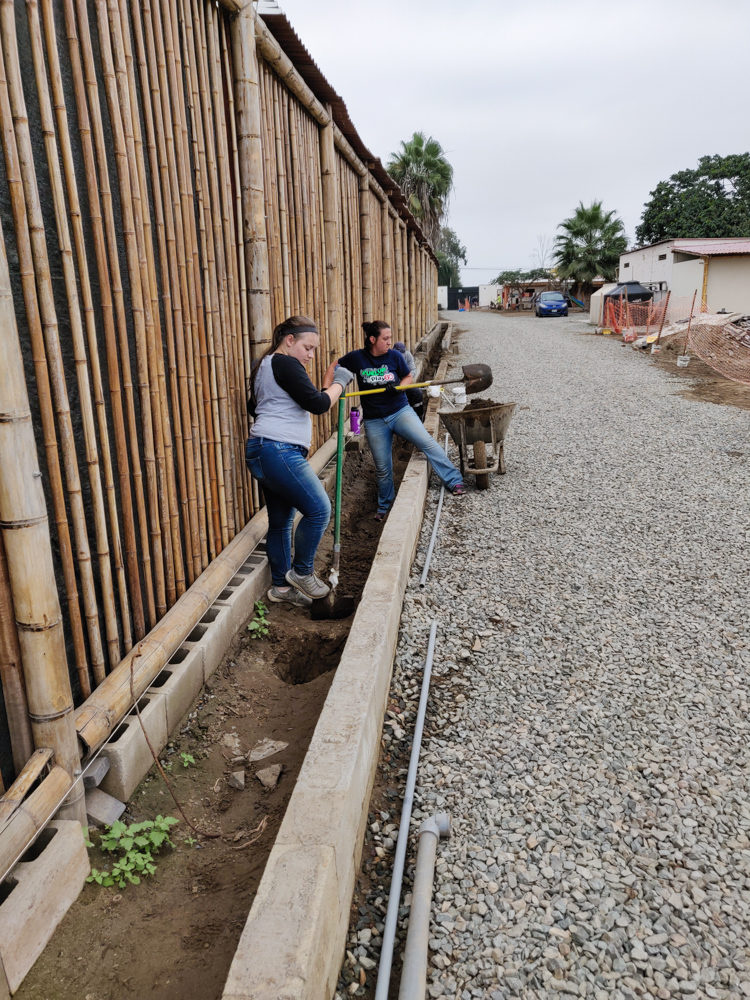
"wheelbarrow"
438,401,516,489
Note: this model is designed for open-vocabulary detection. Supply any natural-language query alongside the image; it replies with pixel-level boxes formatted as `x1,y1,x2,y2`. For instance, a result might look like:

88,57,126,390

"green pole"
331,395,346,588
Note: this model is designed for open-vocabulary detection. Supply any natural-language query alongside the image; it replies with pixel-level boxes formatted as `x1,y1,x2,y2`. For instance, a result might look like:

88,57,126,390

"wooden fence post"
0,215,84,823
230,2,272,361
381,200,392,330
393,215,404,344
359,173,372,323
408,230,416,351
320,112,342,359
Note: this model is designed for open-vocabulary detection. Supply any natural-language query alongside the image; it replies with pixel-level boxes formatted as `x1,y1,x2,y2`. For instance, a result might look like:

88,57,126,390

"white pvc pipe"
374,620,437,1000
398,813,451,1000
419,435,449,588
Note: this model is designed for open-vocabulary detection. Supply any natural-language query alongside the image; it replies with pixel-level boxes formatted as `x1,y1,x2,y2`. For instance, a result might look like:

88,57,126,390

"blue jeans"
245,438,331,587
364,405,462,512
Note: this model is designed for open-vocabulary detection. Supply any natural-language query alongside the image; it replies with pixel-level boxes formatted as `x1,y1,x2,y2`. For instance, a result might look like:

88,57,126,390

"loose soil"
647,337,750,411
16,439,412,1000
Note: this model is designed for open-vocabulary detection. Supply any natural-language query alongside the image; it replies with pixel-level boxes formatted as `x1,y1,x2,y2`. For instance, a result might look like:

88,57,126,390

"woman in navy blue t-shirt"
324,321,464,520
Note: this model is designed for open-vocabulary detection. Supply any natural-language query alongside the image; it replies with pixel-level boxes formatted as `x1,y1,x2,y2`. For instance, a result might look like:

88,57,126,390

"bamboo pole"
0,52,92,700
382,200,392,328
408,230,416,353
0,214,84,823
62,0,144,644
95,0,167,622
74,0,156,634
76,432,340,754
360,173,373,323
0,748,52,829
231,4,273,362
106,0,175,612
0,533,34,773
0,766,72,881
394,217,404,342
142,0,209,574
0,0,107,688
28,0,122,672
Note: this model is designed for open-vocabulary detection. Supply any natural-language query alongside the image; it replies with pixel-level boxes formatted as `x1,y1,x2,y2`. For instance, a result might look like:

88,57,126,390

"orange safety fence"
605,295,703,334
687,316,750,385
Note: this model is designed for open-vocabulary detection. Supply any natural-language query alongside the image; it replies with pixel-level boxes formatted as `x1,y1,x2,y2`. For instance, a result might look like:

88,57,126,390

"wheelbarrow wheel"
473,440,490,490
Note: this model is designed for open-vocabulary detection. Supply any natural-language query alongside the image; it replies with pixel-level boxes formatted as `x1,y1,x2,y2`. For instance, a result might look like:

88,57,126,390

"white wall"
670,258,705,305
619,243,674,286
479,284,498,307
437,285,448,309
707,258,750,313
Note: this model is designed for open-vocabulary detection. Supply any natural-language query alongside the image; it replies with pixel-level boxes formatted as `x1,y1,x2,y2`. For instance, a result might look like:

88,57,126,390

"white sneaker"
267,586,312,607
285,568,331,600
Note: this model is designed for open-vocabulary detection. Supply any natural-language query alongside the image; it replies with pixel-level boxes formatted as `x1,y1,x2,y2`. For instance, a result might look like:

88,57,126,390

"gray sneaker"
267,586,311,607
285,568,331,600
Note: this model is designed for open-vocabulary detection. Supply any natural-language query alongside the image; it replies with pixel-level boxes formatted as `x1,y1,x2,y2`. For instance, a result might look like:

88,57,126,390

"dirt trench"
15,439,412,1000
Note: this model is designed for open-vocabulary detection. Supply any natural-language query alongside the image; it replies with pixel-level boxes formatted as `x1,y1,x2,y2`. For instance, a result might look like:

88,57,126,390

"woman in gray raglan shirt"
246,315,353,606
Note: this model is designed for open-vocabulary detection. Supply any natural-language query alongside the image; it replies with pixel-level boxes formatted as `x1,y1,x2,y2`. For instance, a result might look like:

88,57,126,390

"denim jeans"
364,405,462,513
245,437,331,586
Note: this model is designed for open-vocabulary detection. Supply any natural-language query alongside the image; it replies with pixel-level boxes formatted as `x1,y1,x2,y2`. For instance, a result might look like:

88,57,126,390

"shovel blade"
462,363,493,395
309,593,356,621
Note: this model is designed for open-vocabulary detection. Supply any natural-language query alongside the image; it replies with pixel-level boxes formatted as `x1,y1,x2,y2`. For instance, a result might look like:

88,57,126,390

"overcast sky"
272,0,750,285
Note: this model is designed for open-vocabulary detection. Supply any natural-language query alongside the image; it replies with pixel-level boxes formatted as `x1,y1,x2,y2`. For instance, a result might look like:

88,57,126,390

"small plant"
86,815,178,889
184,836,197,847
247,600,270,640
180,752,195,768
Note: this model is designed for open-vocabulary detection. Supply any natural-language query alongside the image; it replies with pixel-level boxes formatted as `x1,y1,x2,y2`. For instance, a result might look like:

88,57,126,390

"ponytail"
362,319,390,350
248,315,318,416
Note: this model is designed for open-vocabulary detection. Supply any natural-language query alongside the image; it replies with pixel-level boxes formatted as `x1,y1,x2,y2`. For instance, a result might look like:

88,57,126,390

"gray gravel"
338,311,750,1000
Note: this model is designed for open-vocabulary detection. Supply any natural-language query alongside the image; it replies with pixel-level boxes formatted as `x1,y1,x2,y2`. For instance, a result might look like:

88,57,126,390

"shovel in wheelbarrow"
310,395,356,621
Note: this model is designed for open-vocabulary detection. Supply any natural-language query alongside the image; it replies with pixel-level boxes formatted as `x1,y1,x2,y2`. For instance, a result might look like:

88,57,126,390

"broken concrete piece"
85,787,126,828
256,764,282,790
247,738,288,762
82,756,110,789
220,733,242,753
228,770,245,790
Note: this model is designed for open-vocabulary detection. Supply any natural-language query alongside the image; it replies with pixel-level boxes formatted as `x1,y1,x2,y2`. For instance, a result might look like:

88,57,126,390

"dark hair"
248,315,318,412
362,320,391,350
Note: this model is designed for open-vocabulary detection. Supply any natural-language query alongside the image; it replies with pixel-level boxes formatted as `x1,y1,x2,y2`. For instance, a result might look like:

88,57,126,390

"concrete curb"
222,338,452,1000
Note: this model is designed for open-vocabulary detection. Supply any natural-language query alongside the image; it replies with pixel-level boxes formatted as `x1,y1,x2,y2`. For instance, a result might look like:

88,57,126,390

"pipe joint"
418,812,451,840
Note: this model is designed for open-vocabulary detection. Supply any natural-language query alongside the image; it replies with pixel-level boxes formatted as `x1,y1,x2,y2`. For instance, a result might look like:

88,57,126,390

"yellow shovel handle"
344,380,435,399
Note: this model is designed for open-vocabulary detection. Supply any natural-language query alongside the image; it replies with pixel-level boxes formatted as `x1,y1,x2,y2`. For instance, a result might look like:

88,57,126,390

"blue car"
535,291,568,317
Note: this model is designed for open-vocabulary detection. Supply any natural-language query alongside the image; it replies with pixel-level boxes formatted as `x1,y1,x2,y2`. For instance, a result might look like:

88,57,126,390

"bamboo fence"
0,1,437,789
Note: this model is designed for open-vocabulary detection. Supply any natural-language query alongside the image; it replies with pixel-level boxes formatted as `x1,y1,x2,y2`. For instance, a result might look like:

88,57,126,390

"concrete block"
85,787,126,829
0,821,89,993
223,845,341,1000
148,643,205,732
206,565,271,677
99,692,168,802
82,755,110,788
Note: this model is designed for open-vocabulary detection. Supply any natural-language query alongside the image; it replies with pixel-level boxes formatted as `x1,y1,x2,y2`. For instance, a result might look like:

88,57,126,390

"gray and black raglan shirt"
248,353,332,451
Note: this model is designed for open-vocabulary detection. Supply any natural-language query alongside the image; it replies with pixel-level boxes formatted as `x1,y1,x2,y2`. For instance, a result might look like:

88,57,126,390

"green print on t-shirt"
360,365,395,386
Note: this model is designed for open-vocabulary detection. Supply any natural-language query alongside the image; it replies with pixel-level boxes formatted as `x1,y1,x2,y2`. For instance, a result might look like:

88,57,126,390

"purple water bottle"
350,407,361,434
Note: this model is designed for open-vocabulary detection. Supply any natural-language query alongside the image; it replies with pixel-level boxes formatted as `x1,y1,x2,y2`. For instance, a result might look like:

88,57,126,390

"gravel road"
338,311,750,1000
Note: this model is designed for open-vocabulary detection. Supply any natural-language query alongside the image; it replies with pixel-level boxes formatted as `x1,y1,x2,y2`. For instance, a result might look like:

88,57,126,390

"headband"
287,325,318,335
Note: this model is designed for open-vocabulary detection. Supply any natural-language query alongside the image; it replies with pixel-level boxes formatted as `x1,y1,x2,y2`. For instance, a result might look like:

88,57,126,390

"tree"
387,132,453,245
635,153,750,245
435,227,467,287
553,201,627,296
490,268,550,303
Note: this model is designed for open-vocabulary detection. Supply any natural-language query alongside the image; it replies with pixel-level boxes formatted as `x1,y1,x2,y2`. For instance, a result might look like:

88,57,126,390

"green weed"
247,600,270,640
86,815,178,889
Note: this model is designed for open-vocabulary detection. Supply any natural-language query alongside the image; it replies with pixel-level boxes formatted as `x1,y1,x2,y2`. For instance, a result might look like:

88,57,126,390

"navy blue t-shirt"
338,349,411,420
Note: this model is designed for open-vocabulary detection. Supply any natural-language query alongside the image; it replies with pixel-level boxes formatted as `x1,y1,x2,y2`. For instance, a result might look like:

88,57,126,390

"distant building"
670,240,750,314
618,238,749,298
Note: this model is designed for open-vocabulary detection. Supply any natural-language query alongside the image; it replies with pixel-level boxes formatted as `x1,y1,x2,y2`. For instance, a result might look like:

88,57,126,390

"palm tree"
387,132,453,245
553,202,628,298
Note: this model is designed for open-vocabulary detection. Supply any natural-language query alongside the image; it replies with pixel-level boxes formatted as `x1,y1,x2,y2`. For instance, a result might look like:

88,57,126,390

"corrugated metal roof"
672,240,750,257
258,10,437,260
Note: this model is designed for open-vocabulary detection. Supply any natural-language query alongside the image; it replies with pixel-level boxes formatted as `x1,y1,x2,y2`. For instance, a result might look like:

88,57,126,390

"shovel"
310,395,356,621
344,363,492,399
